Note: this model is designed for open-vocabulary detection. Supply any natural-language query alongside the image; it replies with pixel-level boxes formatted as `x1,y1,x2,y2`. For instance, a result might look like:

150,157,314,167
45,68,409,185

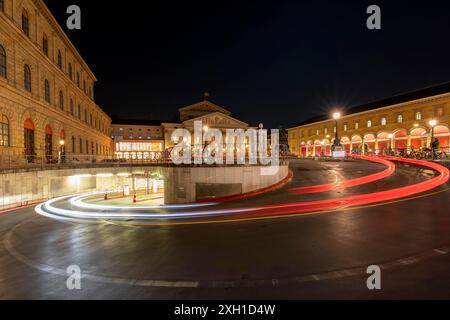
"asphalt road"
1,159,450,299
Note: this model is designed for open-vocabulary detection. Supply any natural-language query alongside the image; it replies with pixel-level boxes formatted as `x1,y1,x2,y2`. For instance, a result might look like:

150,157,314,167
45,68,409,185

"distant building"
0,0,111,160
110,100,250,159
287,82,450,157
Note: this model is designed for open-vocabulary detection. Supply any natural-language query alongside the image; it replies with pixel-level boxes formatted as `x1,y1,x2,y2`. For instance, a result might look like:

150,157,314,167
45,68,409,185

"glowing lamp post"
59,139,65,163
429,119,437,159
332,112,342,149
429,119,437,142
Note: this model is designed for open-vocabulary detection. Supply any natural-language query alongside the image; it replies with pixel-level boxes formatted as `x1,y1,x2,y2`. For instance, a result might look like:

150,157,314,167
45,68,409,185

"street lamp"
332,112,342,149
59,139,65,163
429,119,437,142
429,119,437,159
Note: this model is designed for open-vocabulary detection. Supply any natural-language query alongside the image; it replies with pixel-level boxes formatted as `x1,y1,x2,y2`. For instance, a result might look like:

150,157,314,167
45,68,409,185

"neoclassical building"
288,82,450,156
110,100,250,159
0,0,111,161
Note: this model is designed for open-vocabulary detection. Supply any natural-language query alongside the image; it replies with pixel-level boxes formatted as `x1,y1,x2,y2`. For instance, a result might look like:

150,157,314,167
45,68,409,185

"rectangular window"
397,114,403,123
367,120,372,128
415,111,422,121
381,117,387,126
355,122,359,130
343,123,348,131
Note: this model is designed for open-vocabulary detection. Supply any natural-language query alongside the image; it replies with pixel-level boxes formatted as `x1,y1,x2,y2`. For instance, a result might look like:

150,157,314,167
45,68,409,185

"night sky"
43,0,450,128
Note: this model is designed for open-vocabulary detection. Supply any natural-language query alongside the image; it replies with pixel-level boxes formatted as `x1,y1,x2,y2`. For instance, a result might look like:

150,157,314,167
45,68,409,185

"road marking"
4,219,450,289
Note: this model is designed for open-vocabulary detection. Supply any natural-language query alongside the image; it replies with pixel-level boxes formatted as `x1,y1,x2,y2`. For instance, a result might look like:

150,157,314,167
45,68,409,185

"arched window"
24,64,31,92
42,34,48,56
44,79,50,103
68,63,72,79
0,114,9,147
59,90,64,110
0,44,6,79
70,99,74,116
22,10,30,36
57,51,62,69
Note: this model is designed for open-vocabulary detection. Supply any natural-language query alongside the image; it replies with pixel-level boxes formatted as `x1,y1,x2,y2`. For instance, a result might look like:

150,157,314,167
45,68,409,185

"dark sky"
43,0,450,128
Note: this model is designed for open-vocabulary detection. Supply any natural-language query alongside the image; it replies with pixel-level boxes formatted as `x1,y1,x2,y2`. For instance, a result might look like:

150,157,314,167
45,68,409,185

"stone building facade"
288,83,450,156
0,0,111,161
110,100,250,159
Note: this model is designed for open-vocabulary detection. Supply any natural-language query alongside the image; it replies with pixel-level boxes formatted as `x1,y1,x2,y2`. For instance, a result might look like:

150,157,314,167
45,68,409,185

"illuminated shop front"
114,141,164,160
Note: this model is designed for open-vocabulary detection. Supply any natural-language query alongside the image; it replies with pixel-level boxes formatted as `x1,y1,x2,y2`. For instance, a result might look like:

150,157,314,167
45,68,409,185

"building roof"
110,117,166,126
289,81,450,129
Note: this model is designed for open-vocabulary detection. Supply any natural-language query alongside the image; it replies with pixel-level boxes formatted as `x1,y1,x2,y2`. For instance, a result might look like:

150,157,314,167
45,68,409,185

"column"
407,135,412,152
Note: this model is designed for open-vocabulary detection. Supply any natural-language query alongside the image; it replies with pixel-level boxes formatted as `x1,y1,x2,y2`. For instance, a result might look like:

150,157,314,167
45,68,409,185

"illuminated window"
316,129,319,136
415,112,422,120
397,114,403,123
343,123,348,131
324,127,328,134
381,117,387,126
367,120,372,128
355,122,359,130
0,114,10,147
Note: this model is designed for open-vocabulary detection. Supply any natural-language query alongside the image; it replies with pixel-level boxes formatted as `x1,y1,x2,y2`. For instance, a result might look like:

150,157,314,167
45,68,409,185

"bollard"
104,193,108,200
133,194,137,203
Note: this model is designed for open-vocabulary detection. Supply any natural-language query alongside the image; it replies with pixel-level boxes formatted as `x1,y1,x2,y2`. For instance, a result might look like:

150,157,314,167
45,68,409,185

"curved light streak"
36,157,449,222
289,155,395,195
69,191,218,210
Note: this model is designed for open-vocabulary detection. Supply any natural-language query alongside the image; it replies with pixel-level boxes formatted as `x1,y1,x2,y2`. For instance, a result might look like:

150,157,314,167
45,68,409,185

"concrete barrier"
0,164,289,209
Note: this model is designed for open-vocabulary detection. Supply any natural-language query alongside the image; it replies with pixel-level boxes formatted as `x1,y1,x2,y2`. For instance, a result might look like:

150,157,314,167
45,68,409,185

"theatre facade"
110,100,250,160
0,0,111,161
287,82,450,157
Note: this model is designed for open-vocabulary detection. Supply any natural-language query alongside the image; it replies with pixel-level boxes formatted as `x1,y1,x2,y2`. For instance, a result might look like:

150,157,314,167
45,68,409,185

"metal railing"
0,153,289,171
296,147,450,161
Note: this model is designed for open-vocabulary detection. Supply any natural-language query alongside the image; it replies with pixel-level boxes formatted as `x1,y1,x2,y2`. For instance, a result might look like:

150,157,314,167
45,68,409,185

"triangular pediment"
182,112,248,128
178,100,232,114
